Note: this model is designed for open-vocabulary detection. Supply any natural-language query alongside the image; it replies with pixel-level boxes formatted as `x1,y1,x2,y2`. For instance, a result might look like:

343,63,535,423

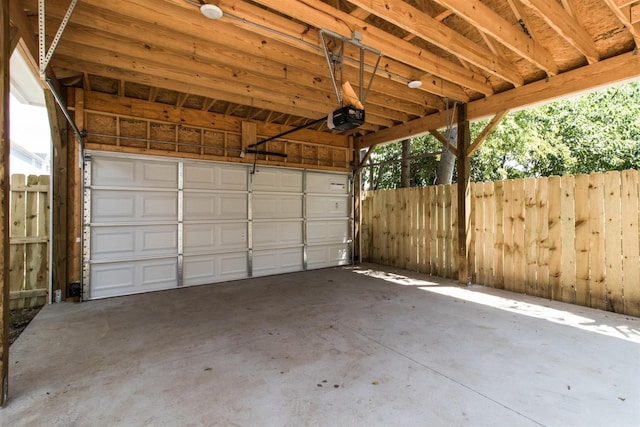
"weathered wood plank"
603,171,623,313
512,179,526,294
484,181,495,287
450,183,459,280
428,185,438,275
1,1,11,403
574,174,591,307
9,175,25,308
524,177,538,296
560,175,577,304
493,180,505,289
621,170,640,316
588,173,606,310
548,176,562,301
470,183,481,283
535,177,550,299
502,179,515,291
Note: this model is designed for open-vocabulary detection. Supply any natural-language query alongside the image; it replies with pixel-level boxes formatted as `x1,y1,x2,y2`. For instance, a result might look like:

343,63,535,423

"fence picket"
588,173,606,310
621,170,640,316
536,178,550,299
524,178,538,296
560,175,577,304
604,172,623,313
548,176,562,300
574,174,591,306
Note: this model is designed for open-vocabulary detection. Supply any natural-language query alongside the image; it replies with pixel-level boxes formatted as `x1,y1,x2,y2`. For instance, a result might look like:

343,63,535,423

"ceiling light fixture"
408,80,422,89
200,4,223,19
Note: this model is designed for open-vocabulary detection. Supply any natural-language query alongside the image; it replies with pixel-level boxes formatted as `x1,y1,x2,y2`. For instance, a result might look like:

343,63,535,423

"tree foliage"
363,81,640,189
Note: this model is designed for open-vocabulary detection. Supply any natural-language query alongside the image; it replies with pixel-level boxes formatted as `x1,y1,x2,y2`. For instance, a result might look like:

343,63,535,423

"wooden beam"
632,4,640,24
519,0,600,64
467,110,509,157
430,0,558,76
67,88,83,290
346,0,524,86
601,0,640,47
429,129,457,155
73,0,452,107
356,145,378,170
9,0,39,69
456,103,471,286
356,51,640,148
243,0,493,96
241,121,257,152
46,89,68,304
79,90,350,148
47,24,403,127
0,0,10,407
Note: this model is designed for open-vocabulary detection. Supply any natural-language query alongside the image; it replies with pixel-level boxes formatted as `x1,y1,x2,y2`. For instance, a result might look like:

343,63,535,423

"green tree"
364,81,640,189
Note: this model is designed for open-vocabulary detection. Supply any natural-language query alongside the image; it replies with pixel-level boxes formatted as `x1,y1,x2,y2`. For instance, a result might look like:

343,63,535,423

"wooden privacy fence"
9,174,50,309
361,169,640,317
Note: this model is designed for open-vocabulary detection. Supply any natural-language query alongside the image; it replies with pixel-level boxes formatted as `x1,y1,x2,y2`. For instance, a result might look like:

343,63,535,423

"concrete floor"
1,264,639,426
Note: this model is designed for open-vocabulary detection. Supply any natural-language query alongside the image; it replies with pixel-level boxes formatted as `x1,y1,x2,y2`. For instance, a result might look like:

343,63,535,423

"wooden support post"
47,90,68,300
67,88,83,290
241,121,257,152
456,103,471,286
1,0,10,406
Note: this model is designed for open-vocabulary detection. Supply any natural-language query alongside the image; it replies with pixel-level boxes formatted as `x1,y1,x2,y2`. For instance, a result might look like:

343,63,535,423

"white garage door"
84,153,351,299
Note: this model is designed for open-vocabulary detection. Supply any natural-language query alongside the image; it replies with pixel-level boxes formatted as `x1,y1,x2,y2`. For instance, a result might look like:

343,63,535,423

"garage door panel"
253,221,303,248
183,252,248,286
92,157,177,188
92,190,178,223
253,248,303,277
307,195,349,218
184,162,247,191
252,167,303,193
307,244,350,269
91,225,177,261
253,194,302,219
183,192,247,220
90,258,178,299
306,172,348,194
183,223,247,252
307,220,348,244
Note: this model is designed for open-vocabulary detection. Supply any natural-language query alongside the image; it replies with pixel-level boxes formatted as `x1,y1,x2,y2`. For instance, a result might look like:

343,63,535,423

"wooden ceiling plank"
601,0,640,46
244,0,493,95
507,0,538,43
356,50,640,148
518,0,600,63
123,0,468,102
560,0,577,18
345,0,525,87
50,29,400,127
430,0,559,76
41,1,439,116
55,55,380,134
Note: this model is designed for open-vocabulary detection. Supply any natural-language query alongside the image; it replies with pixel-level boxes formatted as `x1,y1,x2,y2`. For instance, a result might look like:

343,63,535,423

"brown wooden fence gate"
9,174,49,309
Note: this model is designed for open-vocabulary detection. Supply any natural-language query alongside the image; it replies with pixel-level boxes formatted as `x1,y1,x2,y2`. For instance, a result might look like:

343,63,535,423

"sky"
10,93,52,155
